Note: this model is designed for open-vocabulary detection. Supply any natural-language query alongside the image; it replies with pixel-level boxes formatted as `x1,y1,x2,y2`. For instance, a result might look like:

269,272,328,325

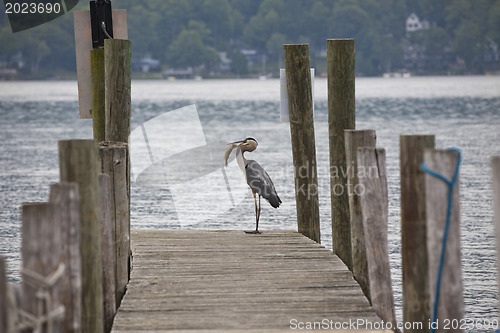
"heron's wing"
245,160,282,208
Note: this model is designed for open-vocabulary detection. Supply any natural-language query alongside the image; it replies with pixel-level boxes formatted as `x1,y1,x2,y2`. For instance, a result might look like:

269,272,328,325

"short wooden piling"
98,141,130,306
49,183,82,333
493,156,500,318
283,44,320,243
21,203,63,333
345,129,376,300
105,39,132,143
59,139,104,333
424,149,464,333
0,256,7,333
99,174,117,333
327,39,355,270
400,134,435,332
357,148,398,330
91,49,106,142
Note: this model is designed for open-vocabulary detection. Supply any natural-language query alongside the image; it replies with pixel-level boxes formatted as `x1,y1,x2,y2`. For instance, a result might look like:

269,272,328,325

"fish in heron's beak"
224,141,243,166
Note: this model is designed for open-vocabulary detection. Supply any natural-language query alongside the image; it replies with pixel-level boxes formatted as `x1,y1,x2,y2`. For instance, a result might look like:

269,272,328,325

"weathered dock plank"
111,230,389,332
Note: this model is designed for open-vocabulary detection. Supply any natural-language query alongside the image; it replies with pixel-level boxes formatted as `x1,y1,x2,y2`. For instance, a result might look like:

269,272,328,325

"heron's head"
236,137,258,152
224,137,259,167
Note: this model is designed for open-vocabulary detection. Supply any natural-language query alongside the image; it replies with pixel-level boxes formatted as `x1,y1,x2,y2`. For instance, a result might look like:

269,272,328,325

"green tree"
231,50,248,75
166,21,219,69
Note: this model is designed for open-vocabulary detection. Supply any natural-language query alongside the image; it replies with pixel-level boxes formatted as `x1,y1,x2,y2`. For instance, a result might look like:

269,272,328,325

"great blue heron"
224,137,282,234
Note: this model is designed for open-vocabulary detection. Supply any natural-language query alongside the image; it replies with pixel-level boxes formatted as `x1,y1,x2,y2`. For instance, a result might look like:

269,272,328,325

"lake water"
0,76,499,329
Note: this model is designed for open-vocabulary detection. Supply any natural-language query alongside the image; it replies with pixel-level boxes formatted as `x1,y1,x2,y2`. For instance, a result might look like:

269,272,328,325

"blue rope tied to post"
421,147,461,333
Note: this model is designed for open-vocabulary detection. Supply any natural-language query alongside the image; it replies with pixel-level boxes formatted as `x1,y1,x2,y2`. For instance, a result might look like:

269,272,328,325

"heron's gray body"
237,150,281,208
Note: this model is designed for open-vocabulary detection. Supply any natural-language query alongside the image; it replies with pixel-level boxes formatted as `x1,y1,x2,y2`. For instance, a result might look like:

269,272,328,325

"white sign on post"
280,68,315,123
73,10,128,119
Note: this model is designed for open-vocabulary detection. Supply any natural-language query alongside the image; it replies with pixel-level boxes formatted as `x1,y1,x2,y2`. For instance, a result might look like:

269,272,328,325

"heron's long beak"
233,140,247,147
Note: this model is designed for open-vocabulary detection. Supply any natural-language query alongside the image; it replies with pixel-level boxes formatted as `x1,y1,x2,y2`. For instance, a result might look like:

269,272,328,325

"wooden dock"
111,230,390,332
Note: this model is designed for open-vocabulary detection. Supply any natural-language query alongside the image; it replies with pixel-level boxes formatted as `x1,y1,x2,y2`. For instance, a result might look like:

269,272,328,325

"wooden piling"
493,156,500,319
283,44,320,243
49,183,82,333
400,134,435,332
105,39,131,143
357,147,398,330
345,129,376,299
98,141,130,306
327,39,355,270
59,139,104,333
21,203,63,333
424,149,464,333
99,174,117,333
91,49,106,142
0,256,7,333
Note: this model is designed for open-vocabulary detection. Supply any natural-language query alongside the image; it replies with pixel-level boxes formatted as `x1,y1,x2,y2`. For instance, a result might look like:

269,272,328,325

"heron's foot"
244,230,261,234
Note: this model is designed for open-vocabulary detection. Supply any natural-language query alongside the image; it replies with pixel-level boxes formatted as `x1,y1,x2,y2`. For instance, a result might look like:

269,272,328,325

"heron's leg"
255,195,261,232
245,191,261,234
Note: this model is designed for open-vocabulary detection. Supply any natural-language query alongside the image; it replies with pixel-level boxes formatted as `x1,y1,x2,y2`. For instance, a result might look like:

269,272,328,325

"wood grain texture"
399,134,434,332
424,149,464,333
344,129,376,300
0,257,7,333
110,230,386,332
99,141,130,306
493,156,500,318
283,44,321,243
49,183,82,333
327,39,356,270
105,39,132,143
59,139,104,333
99,174,117,333
21,203,62,333
91,49,106,142
357,148,398,330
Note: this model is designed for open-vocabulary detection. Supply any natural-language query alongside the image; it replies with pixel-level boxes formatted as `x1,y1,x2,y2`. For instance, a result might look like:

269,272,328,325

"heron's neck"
236,147,248,172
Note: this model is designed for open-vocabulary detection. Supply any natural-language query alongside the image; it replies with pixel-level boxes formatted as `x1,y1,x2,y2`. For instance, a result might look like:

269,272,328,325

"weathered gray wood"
21,203,62,333
98,142,130,306
400,134,435,332
99,174,117,333
111,230,387,332
344,129,376,299
0,256,7,333
59,139,104,333
283,44,321,243
91,49,106,142
49,183,82,333
357,148,398,330
105,39,132,143
493,156,500,319
424,149,464,333
327,39,356,270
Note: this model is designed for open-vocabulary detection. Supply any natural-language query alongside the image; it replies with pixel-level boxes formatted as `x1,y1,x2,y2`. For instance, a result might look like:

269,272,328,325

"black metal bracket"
90,0,113,49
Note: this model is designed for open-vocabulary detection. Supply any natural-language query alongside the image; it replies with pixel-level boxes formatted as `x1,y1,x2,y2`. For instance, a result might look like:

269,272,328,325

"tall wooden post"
91,49,106,142
99,141,130,306
49,183,82,333
105,39,131,143
424,149,464,333
491,156,500,320
21,203,63,333
345,129,376,298
59,139,104,333
283,44,320,243
357,148,398,330
0,256,7,333
327,39,355,270
99,174,117,333
400,134,435,332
